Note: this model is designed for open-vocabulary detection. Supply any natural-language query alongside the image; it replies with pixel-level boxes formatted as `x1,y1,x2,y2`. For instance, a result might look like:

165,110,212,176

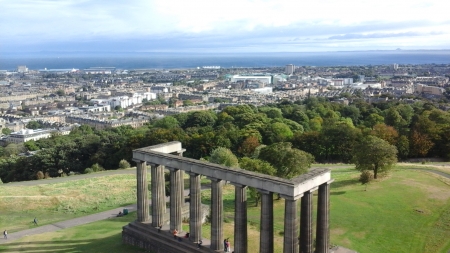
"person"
184,232,190,238
226,239,231,252
116,211,123,217
197,239,202,248
33,217,38,225
224,239,227,252
3,230,7,239
172,229,178,239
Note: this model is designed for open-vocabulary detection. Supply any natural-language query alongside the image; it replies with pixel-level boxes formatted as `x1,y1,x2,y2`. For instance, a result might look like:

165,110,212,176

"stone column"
210,178,223,251
316,182,332,253
260,190,274,253
136,161,149,222
169,167,182,232
233,184,248,253
151,164,165,227
283,196,301,253
189,172,202,243
300,191,314,253
175,151,185,206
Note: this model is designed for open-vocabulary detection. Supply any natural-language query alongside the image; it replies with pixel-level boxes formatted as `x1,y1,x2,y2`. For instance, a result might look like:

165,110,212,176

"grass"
0,174,137,232
0,213,145,253
197,167,450,253
329,167,450,253
1,166,450,253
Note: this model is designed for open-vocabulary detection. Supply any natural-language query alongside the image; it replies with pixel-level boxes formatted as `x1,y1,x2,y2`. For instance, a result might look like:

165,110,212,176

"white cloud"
1,0,450,52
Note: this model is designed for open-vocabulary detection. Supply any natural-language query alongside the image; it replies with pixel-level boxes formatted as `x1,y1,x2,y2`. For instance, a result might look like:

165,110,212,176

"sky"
1,0,450,54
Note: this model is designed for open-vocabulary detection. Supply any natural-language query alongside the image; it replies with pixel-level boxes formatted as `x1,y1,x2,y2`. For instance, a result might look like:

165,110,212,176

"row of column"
135,160,331,253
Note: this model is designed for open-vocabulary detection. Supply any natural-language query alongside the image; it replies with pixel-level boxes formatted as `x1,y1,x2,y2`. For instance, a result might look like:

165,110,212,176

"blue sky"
1,0,449,53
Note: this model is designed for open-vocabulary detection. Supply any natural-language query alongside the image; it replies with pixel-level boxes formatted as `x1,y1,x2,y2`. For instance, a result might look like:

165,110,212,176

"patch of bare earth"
399,178,450,201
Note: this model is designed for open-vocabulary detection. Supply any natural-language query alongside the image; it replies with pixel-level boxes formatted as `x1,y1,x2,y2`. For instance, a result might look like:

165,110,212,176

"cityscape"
1,0,450,253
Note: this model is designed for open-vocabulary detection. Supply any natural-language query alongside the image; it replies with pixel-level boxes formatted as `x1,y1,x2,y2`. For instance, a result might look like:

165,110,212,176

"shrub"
36,171,45,180
0,177,3,184
359,170,374,190
84,168,94,174
44,172,51,179
91,163,104,172
118,159,131,169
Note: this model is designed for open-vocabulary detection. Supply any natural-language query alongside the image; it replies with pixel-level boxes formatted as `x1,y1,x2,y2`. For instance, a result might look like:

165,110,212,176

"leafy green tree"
24,140,39,151
209,147,239,168
239,157,276,206
56,89,65,96
396,135,410,159
184,111,217,128
1,128,11,135
364,113,385,128
26,121,42,129
353,136,398,179
263,122,294,144
183,100,194,106
153,116,180,129
259,142,314,179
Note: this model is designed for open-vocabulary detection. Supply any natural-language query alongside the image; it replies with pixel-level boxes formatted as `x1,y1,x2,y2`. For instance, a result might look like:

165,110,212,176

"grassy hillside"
1,166,449,253
0,174,137,232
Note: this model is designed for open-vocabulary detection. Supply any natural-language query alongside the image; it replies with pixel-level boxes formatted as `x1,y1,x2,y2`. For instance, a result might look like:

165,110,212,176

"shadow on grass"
0,238,144,253
330,191,346,195
331,179,358,189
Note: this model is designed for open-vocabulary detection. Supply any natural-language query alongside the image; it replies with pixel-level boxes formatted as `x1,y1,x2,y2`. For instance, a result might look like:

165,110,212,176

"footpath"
0,204,137,244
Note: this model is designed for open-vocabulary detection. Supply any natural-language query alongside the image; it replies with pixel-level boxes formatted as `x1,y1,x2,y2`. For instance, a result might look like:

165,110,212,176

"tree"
259,142,314,179
263,122,293,144
56,89,65,96
26,121,42,130
1,128,11,135
370,123,398,145
238,136,260,157
239,157,276,206
153,116,180,129
353,136,398,179
209,147,239,168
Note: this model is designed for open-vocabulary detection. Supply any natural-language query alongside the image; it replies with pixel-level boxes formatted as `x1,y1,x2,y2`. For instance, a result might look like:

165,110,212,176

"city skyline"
1,0,450,54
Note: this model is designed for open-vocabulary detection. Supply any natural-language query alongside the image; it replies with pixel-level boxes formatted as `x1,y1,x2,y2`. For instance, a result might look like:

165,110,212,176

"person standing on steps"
3,230,7,239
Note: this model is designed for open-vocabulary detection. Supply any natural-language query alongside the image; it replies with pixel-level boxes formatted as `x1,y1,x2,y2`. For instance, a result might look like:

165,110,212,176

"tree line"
1,97,449,183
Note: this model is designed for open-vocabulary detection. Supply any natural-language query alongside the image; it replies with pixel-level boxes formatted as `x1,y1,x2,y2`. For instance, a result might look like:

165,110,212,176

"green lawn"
0,175,137,232
1,167,449,253
0,213,144,253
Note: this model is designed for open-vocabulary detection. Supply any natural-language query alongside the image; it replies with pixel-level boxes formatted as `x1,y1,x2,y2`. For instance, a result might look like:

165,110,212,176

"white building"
230,75,272,84
7,129,52,143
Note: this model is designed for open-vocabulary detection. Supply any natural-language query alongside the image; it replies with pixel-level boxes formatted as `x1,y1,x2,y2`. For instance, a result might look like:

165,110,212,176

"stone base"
122,221,214,253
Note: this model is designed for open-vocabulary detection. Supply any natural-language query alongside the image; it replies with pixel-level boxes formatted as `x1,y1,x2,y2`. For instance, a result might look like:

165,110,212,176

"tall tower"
285,64,295,75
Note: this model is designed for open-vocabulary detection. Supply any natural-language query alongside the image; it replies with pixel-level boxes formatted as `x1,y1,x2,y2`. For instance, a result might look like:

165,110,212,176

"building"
230,75,272,84
17,66,28,73
285,64,295,75
6,129,53,143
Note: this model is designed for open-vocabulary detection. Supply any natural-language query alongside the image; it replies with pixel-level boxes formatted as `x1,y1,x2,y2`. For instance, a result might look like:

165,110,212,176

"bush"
0,177,3,184
91,163,104,172
359,170,374,190
36,171,45,180
118,159,131,169
84,168,94,174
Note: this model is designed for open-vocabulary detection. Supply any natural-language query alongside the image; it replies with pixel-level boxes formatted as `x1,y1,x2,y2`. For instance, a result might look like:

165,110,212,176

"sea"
1,50,450,70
